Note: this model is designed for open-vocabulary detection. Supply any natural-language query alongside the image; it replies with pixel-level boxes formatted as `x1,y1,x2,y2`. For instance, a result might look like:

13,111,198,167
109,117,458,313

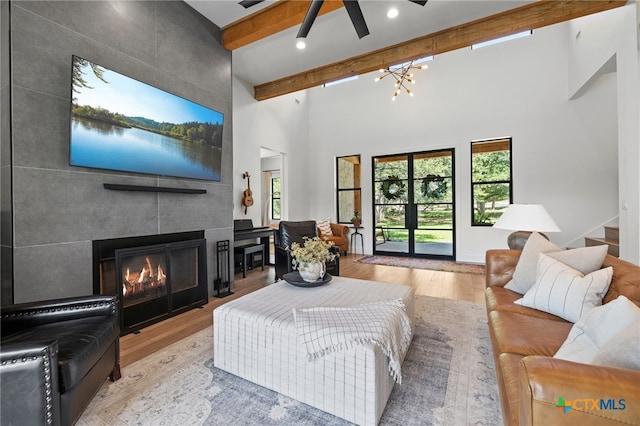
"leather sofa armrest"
329,223,349,238
1,341,61,425
2,295,118,334
519,356,640,426
485,249,521,288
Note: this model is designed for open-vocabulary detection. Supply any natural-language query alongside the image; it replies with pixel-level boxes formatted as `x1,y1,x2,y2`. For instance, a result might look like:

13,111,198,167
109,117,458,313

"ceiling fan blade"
297,0,325,38
239,0,265,9
408,0,428,5
343,0,369,39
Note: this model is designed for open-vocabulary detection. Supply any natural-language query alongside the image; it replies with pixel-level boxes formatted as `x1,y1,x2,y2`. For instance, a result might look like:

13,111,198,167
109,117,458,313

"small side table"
350,227,364,257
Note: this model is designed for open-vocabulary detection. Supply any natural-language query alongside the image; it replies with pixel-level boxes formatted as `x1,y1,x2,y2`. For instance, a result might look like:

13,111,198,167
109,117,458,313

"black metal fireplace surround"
93,231,208,335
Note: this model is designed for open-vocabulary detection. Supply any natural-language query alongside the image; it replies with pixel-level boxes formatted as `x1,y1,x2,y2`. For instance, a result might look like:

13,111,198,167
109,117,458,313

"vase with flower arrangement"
287,236,338,282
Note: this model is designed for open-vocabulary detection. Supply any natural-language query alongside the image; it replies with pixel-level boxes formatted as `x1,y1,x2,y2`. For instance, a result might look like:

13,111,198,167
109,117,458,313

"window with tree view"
336,155,361,224
471,138,512,226
271,176,281,220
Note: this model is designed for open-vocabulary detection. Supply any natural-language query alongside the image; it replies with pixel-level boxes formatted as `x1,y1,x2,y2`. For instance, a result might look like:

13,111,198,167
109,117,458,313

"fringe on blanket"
293,299,412,384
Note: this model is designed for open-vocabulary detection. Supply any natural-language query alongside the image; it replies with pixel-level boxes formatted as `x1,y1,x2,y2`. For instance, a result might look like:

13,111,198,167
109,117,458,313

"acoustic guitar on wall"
242,171,254,214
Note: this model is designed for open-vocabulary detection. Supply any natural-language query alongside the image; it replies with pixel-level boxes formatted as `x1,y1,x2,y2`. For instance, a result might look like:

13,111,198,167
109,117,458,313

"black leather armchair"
274,220,340,280
1,295,121,425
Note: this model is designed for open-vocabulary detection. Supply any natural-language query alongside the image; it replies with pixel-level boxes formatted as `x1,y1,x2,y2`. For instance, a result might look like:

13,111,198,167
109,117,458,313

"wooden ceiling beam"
222,0,344,51
254,0,626,101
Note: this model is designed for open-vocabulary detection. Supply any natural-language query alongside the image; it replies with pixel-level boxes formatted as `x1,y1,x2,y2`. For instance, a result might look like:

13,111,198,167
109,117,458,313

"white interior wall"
568,4,640,263
232,5,639,264
232,77,310,225
307,20,618,263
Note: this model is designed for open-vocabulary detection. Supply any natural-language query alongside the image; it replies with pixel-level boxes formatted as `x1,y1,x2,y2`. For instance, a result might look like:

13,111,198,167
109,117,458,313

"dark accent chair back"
274,220,339,280
276,220,317,248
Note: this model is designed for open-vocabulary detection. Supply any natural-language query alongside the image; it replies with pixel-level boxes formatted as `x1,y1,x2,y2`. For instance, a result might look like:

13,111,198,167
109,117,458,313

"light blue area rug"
79,295,501,425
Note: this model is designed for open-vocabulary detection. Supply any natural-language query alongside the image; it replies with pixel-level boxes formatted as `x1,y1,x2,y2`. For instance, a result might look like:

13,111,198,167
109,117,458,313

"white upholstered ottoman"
213,277,414,425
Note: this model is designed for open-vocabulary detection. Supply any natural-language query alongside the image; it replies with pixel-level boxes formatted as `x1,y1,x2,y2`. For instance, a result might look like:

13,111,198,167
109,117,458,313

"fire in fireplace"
93,232,208,334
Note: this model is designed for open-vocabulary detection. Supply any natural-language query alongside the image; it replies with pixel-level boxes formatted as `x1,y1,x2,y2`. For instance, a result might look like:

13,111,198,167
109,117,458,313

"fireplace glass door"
113,238,207,333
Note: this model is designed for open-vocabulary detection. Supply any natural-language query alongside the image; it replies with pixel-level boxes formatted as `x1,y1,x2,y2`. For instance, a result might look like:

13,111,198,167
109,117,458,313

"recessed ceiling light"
296,38,306,50
387,8,399,19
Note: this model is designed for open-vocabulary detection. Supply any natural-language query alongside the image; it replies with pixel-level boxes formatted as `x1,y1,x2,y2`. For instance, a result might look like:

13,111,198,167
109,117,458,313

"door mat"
358,255,485,275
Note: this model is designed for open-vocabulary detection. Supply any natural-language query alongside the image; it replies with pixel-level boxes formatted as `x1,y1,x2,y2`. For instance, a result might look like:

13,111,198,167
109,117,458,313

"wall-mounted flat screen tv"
70,55,223,181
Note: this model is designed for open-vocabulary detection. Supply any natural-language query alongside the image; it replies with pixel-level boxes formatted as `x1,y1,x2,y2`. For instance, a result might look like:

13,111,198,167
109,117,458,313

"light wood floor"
119,253,486,367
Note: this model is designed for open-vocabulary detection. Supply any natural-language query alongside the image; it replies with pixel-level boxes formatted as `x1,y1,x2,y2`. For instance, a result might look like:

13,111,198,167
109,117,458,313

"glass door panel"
374,150,455,259
373,155,409,254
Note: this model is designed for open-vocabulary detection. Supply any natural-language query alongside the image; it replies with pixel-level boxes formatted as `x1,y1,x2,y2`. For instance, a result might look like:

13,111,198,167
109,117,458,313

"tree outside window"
336,155,361,223
471,138,512,225
271,176,281,220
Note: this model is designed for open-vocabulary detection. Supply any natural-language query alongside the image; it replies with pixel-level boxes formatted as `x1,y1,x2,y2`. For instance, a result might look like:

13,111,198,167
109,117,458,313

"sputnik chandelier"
374,60,427,101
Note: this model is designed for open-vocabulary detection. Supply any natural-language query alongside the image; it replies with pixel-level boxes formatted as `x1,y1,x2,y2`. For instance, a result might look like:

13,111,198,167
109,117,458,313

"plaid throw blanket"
292,299,412,383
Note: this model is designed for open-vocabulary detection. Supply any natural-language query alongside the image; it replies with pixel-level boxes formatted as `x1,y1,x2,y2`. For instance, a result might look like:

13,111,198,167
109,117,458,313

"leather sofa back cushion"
602,255,640,307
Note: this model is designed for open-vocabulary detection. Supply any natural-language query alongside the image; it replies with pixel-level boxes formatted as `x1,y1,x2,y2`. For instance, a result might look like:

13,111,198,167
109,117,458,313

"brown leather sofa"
485,250,640,426
318,222,349,255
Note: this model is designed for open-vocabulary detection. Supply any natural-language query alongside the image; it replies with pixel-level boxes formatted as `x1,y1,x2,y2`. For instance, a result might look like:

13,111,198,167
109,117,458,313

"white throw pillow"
504,233,609,294
316,218,333,237
514,254,613,323
546,244,608,275
504,232,561,294
555,296,640,367
591,323,640,370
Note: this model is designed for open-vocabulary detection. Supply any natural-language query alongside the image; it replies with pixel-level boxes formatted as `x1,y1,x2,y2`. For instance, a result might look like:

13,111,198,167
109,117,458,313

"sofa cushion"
485,287,567,320
554,295,640,367
505,233,608,294
2,316,120,392
515,254,613,323
489,310,572,357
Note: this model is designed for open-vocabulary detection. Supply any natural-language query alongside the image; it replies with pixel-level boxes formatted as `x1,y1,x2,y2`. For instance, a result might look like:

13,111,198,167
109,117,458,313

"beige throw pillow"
514,254,613,323
504,233,609,295
554,296,640,367
316,218,333,237
504,232,561,294
546,244,608,275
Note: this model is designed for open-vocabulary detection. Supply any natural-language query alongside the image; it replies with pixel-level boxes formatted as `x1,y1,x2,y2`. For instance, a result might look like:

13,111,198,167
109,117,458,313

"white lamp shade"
493,204,561,232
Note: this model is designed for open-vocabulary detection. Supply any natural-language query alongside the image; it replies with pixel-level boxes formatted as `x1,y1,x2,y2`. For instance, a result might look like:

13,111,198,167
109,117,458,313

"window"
471,138,512,226
336,155,361,223
271,176,281,220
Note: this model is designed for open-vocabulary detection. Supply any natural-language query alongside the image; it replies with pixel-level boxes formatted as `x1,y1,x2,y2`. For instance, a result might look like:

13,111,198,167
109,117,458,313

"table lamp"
493,204,561,249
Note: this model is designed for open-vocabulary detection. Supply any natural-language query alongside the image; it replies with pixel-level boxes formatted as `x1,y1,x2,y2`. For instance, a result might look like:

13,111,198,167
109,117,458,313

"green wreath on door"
382,175,406,201
421,174,447,200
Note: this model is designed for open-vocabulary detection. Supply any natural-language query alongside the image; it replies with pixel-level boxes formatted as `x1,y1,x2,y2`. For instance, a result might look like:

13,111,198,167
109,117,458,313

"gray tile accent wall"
1,1,12,304
7,1,232,303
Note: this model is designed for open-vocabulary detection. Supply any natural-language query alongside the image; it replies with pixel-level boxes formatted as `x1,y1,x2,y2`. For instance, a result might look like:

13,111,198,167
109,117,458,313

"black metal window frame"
470,137,513,226
271,176,281,220
336,155,362,224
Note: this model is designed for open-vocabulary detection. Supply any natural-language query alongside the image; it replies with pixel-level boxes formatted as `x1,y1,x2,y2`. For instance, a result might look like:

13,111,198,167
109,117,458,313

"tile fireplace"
93,231,208,334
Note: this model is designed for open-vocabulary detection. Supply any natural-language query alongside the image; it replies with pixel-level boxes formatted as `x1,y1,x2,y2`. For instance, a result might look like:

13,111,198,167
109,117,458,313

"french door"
373,149,455,259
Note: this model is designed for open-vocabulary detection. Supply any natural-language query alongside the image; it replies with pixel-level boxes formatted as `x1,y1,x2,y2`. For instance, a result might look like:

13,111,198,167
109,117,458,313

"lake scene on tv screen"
70,56,223,181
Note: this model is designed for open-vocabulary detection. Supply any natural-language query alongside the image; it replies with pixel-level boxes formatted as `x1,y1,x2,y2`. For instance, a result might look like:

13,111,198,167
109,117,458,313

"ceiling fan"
239,0,428,40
